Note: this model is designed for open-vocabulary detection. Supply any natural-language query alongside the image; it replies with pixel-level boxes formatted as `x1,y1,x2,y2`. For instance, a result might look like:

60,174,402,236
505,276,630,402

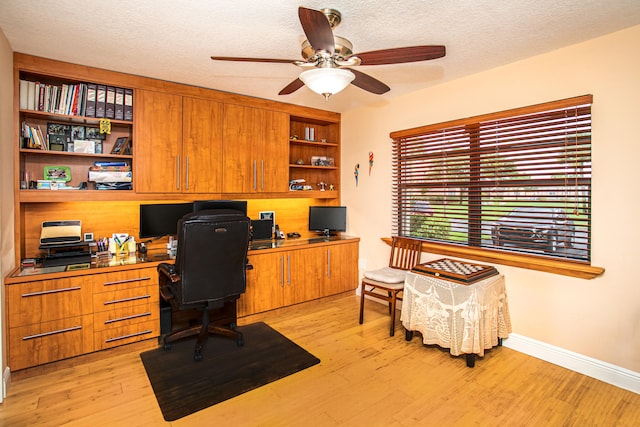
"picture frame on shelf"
71,126,85,140
85,126,106,140
111,137,129,155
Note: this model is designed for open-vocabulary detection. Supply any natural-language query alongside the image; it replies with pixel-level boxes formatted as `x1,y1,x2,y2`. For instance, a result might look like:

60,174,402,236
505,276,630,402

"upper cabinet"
135,90,223,194
135,90,182,193
222,104,289,194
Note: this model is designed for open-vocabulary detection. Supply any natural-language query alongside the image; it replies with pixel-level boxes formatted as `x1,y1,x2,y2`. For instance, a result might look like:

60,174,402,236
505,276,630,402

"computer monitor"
308,206,347,237
139,202,194,239
192,199,247,216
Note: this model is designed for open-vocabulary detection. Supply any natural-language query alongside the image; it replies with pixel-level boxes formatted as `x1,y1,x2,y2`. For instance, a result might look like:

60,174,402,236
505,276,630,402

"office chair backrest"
175,209,250,305
388,236,422,271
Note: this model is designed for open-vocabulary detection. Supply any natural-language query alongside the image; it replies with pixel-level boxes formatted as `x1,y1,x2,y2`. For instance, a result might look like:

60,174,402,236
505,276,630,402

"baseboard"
503,333,640,394
2,367,10,401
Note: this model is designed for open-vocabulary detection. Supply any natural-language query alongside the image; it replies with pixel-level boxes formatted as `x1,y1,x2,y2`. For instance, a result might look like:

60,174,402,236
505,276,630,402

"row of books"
21,122,47,149
19,80,133,121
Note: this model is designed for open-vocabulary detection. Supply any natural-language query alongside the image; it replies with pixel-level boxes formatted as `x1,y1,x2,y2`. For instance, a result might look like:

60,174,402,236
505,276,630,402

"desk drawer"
93,285,159,313
8,314,94,371
7,277,92,327
92,267,158,293
94,301,159,332
94,319,159,350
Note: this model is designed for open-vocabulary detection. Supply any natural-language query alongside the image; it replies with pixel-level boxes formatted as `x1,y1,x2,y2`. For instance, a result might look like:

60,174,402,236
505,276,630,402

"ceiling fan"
211,6,446,101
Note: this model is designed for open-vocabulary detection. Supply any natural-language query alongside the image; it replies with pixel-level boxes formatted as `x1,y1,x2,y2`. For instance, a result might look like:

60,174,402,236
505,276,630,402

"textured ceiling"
1,0,639,113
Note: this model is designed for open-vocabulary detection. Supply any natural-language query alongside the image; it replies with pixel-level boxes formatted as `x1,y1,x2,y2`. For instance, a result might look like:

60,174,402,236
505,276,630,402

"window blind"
391,95,592,261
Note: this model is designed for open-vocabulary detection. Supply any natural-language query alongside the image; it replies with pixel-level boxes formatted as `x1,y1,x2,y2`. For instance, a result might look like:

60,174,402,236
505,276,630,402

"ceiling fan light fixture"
299,68,355,101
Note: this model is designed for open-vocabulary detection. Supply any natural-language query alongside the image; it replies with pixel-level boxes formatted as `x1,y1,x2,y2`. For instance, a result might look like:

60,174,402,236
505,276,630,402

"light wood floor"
1,292,639,426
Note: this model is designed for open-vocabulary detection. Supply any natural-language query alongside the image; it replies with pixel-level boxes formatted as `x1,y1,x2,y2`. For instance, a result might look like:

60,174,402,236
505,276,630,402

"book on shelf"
27,81,36,110
85,83,96,117
105,86,115,119
95,84,107,118
114,87,124,120
124,88,133,121
19,80,28,109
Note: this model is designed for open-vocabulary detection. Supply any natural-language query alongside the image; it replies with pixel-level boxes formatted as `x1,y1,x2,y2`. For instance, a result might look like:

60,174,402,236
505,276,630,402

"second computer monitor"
192,200,247,216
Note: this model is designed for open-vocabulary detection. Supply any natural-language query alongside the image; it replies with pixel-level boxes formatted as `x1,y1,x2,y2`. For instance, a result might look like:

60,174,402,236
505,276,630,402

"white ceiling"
1,0,640,113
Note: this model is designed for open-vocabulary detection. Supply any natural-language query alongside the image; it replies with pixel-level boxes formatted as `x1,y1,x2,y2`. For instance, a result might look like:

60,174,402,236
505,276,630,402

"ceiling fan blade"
211,56,295,64
278,78,305,95
349,69,390,95
298,7,335,54
351,46,446,66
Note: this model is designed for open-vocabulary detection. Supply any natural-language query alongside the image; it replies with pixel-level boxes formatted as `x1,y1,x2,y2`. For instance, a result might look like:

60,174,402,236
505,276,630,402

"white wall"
342,25,640,373
0,28,16,401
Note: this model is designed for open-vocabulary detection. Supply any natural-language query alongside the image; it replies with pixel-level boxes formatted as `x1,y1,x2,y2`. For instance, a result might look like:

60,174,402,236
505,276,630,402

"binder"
105,86,115,119
85,83,97,117
114,87,124,120
95,84,106,118
19,80,28,110
124,88,133,121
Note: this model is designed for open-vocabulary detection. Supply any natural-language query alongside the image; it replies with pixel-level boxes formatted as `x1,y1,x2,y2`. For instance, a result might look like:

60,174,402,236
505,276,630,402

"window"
391,95,592,262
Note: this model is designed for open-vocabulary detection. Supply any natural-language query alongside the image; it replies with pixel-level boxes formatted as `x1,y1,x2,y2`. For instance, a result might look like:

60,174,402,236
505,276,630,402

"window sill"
382,238,604,279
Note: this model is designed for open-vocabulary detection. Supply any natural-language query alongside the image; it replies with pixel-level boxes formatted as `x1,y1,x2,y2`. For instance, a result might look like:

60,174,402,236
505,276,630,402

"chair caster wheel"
163,343,171,351
194,353,203,362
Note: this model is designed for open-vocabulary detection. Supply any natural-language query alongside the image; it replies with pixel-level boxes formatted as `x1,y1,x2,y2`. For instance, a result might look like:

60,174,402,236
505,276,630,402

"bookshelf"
18,72,134,200
288,115,340,197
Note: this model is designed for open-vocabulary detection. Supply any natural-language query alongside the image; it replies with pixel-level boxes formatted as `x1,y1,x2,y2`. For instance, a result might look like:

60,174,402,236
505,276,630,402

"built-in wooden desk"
4,236,359,370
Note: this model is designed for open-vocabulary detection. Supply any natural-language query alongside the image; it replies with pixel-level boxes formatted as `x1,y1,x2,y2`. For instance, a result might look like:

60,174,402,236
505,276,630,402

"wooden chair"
359,237,422,336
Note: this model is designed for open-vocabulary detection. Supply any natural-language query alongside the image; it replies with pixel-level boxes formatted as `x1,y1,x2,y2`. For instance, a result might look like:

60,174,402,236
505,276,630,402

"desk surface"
6,235,359,284
401,271,512,357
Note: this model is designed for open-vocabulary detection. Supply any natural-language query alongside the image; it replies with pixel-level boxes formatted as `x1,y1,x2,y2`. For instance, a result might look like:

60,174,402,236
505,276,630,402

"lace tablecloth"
400,271,512,356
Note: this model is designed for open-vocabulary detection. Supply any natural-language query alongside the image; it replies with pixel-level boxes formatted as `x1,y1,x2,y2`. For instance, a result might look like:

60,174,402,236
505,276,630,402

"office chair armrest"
157,262,178,279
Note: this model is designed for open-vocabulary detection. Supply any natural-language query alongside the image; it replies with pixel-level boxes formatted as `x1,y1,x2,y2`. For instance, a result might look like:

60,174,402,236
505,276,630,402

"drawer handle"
104,295,151,305
23,325,82,340
21,286,81,297
105,329,153,343
103,276,151,286
104,312,152,324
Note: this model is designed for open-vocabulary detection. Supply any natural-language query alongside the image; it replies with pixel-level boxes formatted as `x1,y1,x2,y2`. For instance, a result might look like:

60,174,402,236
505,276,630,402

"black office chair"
157,209,251,361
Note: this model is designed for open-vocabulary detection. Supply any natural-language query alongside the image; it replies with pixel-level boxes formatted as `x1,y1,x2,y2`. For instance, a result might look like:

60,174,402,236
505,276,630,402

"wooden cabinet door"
183,96,223,193
286,246,326,305
135,90,183,193
238,251,285,316
324,242,360,295
260,109,289,193
222,104,289,193
222,104,261,193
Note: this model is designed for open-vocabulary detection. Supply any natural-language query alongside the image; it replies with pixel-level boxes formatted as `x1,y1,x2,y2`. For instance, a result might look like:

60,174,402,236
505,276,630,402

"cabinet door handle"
23,325,82,340
261,159,265,191
253,160,257,191
185,156,190,190
104,311,152,324
103,295,151,305
103,276,151,286
280,255,285,286
105,329,153,343
176,156,181,190
21,286,81,297
327,249,331,278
